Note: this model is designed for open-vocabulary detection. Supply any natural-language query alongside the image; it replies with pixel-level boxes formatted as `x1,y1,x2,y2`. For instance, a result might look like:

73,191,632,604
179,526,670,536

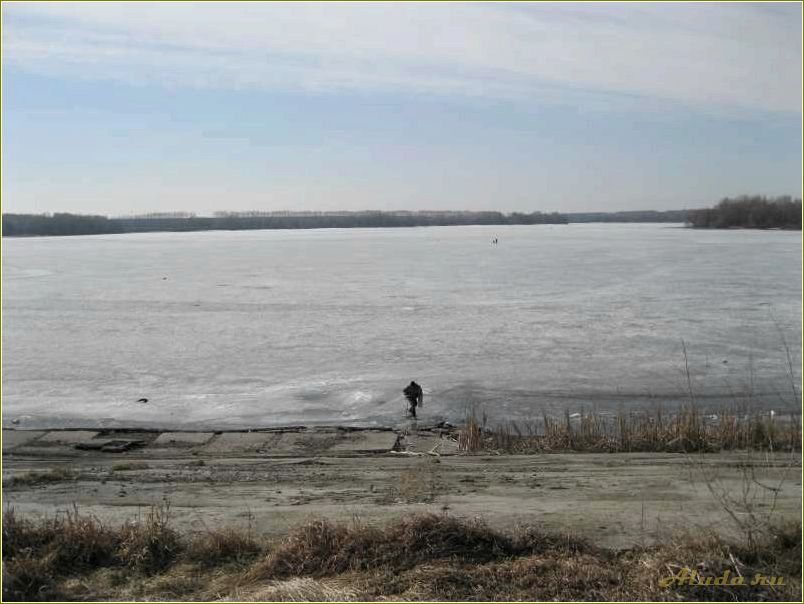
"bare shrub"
117,502,182,573
48,507,118,570
690,449,799,553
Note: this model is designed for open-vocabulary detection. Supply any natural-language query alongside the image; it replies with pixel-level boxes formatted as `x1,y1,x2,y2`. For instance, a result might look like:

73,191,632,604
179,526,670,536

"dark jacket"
403,382,423,404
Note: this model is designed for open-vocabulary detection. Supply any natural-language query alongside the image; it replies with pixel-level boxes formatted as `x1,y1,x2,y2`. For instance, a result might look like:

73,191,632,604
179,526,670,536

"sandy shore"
2,426,801,550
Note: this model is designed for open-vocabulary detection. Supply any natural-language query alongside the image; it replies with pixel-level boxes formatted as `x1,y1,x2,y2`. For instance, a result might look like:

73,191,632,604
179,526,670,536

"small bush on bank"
117,503,182,573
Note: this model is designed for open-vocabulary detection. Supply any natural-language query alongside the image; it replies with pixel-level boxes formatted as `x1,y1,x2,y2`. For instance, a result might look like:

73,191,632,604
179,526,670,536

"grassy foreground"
3,506,800,602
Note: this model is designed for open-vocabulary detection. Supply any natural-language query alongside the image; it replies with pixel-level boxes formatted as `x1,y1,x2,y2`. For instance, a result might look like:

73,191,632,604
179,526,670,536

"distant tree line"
686,196,801,230
1,213,123,236
2,210,567,236
6,199,798,236
564,210,688,223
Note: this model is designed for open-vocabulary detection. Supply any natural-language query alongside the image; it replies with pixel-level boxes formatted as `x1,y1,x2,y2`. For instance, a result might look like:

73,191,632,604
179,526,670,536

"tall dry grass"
4,507,799,601
117,501,182,573
458,406,801,454
2,502,185,600
459,338,801,455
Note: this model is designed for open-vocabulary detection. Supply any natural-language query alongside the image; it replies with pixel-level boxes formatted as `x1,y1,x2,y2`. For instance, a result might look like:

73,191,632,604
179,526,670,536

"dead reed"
458,406,801,454
456,409,484,452
117,501,182,573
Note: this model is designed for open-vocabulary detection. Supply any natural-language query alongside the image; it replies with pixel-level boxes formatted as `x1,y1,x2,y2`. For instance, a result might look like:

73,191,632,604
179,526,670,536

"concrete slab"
271,432,341,455
403,432,460,455
38,431,100,445
329,431,396,454
2,430,46,451
94,431,161,445
199,432,282,454
153,432,214,447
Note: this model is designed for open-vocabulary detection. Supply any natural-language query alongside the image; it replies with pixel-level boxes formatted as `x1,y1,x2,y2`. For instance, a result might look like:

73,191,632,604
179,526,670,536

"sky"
2,1,802,216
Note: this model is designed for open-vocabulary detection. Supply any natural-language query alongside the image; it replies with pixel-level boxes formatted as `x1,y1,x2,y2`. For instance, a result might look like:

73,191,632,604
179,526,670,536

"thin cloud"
2,1,801,114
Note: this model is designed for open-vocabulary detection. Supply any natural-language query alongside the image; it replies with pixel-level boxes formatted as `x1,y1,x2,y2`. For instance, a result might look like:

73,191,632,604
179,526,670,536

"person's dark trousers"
406,397,417,418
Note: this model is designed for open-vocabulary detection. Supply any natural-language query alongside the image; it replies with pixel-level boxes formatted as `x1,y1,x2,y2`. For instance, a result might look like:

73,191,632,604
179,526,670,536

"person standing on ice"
403,380,423,418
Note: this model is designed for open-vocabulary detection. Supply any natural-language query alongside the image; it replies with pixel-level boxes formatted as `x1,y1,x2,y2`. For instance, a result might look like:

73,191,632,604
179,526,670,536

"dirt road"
2,427,800,549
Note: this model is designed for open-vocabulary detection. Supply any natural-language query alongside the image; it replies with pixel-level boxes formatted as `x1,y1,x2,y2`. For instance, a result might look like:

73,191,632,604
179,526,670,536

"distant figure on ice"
403,380,424,418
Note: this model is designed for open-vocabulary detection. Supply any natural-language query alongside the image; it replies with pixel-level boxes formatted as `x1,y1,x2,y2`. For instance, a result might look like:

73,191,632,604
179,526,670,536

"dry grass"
110,461,150,472
247,513,518,582
624,525,802,602
384,457,440,503
117,501,182,573
457,410,484,452
371,552,624,601
3,466,76,488
2,551,59,602
3,508,799,601
185,527,262,566
227,577,359,602
2,506,117,570
1,503,182,600
2,506,118,601
458,406,801,454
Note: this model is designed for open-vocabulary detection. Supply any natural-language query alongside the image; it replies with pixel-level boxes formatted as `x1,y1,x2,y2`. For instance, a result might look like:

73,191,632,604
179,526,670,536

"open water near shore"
2,224,800,429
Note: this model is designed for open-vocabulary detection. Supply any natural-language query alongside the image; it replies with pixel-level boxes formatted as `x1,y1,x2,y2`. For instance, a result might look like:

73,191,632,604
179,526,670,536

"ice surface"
2,224,800,429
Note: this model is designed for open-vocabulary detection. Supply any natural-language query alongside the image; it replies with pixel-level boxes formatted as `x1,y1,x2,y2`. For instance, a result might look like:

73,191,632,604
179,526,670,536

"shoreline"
4,425,800,545
4,424,800,600
4,403,799,452
4,424,800,527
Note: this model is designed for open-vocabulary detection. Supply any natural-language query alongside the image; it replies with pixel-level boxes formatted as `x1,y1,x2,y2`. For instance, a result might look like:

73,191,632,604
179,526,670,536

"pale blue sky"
2,1,801,215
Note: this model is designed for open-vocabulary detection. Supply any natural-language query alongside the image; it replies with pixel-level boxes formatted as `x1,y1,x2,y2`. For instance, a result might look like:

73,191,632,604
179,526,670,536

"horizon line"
3,207,699,219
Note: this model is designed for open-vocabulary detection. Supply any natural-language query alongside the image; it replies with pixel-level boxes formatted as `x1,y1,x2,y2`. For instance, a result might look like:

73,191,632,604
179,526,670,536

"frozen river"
2,224,801,429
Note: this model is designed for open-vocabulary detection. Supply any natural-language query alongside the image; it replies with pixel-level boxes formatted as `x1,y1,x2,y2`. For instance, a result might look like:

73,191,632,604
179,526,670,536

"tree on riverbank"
686,196,802,230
